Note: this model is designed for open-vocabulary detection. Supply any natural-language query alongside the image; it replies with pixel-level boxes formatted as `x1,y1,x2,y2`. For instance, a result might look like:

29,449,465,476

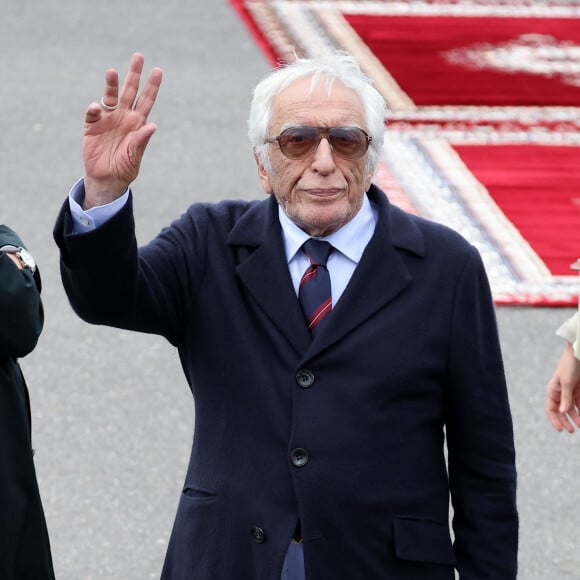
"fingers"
560,385,573,414
545,344,580,433
546,376,567,432
566,404,580,428
118,52,145,109
134,67,163,118
559,412,576,433
547,416,564,432
101,68,120,108
101,53,162,118
546,381,578,433
546,405,575,433
556,405,580,433
85,102,103,124
569,402,580,428
546,407,579,433
91,53,162,129
546,394,565,432
132,123,158,159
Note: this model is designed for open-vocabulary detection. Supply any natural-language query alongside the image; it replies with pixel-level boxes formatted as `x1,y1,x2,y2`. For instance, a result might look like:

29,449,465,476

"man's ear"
254,150,274,195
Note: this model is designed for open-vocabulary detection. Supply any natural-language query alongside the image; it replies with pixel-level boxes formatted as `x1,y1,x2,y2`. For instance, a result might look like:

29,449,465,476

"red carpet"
345,14,580,107
230,0,580,305
453,144,580,277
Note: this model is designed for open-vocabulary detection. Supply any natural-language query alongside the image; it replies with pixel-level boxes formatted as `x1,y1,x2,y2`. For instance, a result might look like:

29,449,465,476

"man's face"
255,77,374,237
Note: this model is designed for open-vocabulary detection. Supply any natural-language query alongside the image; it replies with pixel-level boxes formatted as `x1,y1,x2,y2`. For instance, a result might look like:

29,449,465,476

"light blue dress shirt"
68,181,377,579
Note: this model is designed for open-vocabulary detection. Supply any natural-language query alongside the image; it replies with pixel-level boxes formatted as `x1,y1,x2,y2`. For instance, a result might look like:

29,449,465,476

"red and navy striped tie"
299,239,333,335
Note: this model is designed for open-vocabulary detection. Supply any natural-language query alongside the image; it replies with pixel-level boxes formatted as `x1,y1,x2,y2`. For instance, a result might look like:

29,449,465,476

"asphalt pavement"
1,1,578,578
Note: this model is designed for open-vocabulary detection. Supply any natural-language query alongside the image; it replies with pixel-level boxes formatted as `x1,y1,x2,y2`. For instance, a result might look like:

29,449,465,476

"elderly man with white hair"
54,51,518,579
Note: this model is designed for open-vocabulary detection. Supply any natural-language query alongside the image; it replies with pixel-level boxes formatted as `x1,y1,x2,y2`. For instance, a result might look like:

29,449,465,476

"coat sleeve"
445,246,518,578
0,227,43,358
53,195,205,346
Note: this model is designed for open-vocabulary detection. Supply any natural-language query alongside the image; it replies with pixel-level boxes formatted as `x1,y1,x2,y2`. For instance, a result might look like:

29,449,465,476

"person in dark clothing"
0,224,54,580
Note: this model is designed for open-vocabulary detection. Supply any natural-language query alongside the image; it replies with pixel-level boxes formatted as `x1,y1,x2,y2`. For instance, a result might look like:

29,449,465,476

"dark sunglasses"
265,125,372,160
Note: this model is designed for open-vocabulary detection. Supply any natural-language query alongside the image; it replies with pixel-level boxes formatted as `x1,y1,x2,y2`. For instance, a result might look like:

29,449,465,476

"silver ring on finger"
99,96,119,111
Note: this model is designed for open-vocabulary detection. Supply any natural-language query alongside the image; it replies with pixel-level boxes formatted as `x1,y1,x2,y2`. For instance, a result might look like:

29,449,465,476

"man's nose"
311,137,336,171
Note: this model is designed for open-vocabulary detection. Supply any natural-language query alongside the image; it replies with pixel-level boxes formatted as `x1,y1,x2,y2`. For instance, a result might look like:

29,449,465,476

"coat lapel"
228,197,311,356
227,187,425,359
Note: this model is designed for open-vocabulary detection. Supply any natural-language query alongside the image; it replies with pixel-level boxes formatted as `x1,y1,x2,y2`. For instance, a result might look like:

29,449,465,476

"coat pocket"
182,484,217,501
393,517,455,565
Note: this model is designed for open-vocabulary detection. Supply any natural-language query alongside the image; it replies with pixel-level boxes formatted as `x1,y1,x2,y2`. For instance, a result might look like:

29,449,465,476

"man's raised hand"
82,53,163,209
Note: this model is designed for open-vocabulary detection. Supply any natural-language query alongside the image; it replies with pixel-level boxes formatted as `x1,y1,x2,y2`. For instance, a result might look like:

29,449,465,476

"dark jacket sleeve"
53,194,204,346
0,225,43,358
445,246,518,578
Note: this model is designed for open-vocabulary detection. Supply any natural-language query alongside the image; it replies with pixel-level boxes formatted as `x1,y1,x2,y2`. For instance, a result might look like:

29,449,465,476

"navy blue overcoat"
54,184,518,579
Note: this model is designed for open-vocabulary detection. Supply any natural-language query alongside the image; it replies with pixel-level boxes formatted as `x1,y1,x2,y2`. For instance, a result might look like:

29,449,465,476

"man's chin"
294,211,350,237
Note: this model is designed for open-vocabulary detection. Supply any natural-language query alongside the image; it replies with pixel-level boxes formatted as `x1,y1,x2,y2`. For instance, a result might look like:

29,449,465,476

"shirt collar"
279,193,377,265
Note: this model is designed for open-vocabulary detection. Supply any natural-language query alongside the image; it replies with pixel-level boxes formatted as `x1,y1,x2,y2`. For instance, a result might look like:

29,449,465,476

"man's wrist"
83,177,127,210
69,178,130,234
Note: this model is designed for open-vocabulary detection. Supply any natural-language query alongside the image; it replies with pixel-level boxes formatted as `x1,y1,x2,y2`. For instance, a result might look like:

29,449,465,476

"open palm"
82,53,162,207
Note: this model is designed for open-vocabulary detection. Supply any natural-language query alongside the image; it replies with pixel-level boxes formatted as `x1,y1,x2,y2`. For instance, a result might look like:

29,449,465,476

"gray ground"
1,1,578,578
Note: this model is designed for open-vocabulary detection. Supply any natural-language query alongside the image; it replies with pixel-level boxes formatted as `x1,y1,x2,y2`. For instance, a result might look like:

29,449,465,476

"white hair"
248,50,388,176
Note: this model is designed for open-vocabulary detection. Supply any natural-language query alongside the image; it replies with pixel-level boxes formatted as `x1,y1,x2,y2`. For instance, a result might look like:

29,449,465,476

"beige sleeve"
557,310,580,360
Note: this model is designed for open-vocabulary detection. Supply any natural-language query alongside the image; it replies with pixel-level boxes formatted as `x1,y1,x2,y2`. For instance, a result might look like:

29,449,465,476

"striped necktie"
299,239,333,335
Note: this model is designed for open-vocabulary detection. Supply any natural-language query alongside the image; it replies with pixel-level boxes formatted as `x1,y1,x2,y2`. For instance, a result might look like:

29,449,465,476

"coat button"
251,526,266,544
291,448,309,467
296,369,314,388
